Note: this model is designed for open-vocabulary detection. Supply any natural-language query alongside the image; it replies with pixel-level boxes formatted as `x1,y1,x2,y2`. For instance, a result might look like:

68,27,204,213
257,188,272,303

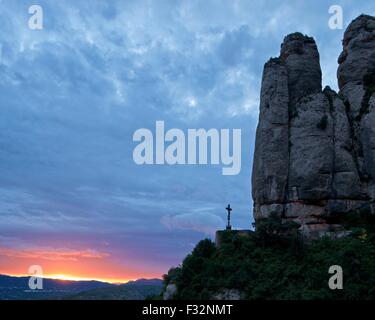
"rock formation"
252,14,375,238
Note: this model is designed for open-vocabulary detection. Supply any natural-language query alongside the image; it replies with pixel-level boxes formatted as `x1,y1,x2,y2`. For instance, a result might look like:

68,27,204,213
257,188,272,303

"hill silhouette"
0,275,162,300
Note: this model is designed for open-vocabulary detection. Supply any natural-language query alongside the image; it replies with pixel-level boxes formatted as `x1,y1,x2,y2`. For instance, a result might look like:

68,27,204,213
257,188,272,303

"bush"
164,211,375,300
317,114,328,130
356,71,375,121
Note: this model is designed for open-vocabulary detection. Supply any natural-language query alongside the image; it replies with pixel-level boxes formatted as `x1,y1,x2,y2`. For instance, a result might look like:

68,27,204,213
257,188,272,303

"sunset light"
1,272,147,284
2,0,375,306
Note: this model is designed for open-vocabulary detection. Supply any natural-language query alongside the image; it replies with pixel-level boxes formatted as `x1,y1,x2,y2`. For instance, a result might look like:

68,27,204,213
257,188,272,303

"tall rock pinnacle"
252,14,375,238
280,32,322,106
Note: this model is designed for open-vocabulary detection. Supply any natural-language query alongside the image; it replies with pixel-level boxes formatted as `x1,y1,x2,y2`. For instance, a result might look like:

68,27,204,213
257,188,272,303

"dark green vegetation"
164,212,375,300
356,70,375,121
64,280,162,300
317,114,328,130
323,86,335,112
0,275,112,300
288,103,298,118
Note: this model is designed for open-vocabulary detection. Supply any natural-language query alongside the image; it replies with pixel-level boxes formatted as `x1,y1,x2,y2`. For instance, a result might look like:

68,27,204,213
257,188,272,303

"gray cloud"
161,212,224,235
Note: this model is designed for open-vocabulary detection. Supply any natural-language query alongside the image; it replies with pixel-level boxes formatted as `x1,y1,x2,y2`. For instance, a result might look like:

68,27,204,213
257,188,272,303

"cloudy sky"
0,0,373,282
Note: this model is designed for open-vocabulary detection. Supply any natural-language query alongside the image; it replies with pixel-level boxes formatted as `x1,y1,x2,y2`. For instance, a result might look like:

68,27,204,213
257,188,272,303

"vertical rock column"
338,14,375,201
252,58,289,220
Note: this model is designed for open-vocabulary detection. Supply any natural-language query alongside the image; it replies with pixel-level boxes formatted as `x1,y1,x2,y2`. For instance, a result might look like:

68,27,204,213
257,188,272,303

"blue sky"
0,0,374,280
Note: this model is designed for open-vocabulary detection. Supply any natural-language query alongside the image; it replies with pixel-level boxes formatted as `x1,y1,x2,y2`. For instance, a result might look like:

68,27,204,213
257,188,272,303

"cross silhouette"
226,204,232,230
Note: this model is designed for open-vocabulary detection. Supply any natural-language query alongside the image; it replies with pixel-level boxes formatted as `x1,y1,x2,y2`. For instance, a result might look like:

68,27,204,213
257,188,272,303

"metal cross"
226,204,232,230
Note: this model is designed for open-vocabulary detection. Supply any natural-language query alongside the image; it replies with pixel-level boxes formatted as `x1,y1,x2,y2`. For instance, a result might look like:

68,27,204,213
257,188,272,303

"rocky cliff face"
252,15,375,238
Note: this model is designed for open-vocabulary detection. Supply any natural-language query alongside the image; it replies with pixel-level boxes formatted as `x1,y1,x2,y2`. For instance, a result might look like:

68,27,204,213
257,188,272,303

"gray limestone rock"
280,33,322,106
288,92,333,201
360,95,375,198
252,59,289,206
252,15,375,238
338,15,375,92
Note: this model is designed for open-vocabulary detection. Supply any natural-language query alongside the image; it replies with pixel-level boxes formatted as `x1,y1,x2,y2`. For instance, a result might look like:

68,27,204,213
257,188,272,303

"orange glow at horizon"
0,246,165,284
1,272,143,284
47,274,130,283
1,266,162,284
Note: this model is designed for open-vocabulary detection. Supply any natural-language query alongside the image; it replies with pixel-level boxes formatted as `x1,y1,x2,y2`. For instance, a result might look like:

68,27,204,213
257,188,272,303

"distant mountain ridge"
125,278,163,286
62,278,163,300
0,274,162,300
